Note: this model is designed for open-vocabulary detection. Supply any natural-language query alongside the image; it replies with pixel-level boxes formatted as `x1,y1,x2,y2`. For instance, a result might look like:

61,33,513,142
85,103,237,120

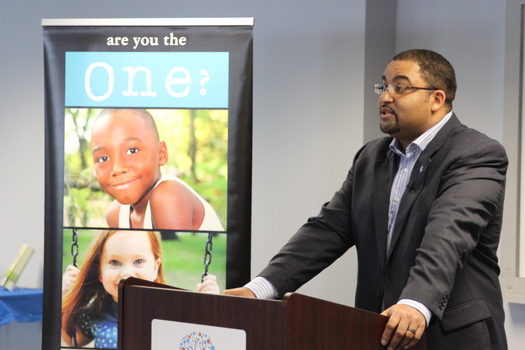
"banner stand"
42,17,253,350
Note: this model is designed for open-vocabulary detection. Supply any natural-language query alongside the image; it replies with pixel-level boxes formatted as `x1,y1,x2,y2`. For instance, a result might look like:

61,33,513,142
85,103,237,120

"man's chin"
379,123,400,136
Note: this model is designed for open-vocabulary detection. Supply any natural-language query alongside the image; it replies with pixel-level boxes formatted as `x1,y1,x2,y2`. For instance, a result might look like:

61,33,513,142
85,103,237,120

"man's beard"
380,117,400,135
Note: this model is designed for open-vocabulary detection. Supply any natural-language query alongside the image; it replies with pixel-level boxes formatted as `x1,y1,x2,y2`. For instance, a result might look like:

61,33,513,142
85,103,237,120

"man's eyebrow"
382,74,411,83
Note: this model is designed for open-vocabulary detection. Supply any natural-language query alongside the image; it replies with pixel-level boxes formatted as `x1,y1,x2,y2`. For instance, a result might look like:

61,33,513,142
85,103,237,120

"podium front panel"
119,284,286,350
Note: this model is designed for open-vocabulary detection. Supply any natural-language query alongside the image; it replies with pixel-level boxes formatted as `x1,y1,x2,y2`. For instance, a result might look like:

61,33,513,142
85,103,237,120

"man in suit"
224,49,508,350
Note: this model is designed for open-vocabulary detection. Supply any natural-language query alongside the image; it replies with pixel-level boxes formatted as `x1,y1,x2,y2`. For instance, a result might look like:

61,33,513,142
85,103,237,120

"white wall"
395,1,525,349
1,0,524,349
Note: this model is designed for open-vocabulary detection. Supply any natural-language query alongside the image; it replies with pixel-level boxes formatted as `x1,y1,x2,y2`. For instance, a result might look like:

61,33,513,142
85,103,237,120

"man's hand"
222,287,256,298
380,304,425,350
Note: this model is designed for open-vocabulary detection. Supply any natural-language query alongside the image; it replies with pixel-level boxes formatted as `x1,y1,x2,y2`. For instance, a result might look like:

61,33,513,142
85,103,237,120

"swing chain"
71,229,79,267
201,233,213,282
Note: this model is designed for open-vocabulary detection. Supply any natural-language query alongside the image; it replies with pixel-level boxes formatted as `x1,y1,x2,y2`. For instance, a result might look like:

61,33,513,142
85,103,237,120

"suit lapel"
373,148,397,268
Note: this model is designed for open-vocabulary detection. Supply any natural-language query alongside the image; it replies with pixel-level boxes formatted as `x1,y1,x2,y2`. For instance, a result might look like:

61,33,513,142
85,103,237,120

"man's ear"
431,90,447,112
158,141,168,166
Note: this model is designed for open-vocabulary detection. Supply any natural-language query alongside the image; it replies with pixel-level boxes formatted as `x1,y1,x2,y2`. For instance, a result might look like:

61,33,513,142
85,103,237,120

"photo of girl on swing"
61,229,226,348
63,108,228,232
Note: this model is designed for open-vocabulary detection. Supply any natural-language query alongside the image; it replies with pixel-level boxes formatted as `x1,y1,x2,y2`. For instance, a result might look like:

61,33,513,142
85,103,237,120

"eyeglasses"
374,83,438,95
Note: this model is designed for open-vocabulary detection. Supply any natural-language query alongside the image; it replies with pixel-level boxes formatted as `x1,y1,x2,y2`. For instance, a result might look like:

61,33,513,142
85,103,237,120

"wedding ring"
407,327,416,334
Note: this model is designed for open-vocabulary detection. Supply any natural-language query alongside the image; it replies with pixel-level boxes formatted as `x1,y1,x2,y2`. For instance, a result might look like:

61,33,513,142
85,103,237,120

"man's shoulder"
430,114,506,156
451,122,506,154
427,121,508,170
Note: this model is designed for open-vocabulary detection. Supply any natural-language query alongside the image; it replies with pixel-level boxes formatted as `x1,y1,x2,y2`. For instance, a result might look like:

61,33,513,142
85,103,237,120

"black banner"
42,18,253,350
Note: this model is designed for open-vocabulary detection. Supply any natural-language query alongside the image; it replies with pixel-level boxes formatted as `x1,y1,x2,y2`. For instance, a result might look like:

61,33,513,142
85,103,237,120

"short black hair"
393,49,457,110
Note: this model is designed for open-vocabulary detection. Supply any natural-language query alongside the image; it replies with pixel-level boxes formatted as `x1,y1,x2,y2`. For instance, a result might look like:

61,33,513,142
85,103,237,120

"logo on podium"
152,319,246,350
179,331,214,350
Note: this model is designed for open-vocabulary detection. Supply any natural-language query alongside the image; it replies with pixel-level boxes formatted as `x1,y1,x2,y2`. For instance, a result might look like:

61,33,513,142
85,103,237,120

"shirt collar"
389,111,453,154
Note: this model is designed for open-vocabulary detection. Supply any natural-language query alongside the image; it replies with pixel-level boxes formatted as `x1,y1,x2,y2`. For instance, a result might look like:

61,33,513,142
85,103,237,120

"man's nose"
378,88,394,104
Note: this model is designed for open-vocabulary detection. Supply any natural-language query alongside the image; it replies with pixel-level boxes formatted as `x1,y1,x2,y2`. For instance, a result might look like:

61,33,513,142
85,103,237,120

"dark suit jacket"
259,114,508,349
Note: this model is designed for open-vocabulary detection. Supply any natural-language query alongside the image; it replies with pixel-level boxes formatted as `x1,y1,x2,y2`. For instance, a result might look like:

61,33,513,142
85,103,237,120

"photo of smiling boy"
90,109,224,231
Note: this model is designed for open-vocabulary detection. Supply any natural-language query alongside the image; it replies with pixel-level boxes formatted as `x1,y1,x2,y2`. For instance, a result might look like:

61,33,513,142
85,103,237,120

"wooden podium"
118,277,426,350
